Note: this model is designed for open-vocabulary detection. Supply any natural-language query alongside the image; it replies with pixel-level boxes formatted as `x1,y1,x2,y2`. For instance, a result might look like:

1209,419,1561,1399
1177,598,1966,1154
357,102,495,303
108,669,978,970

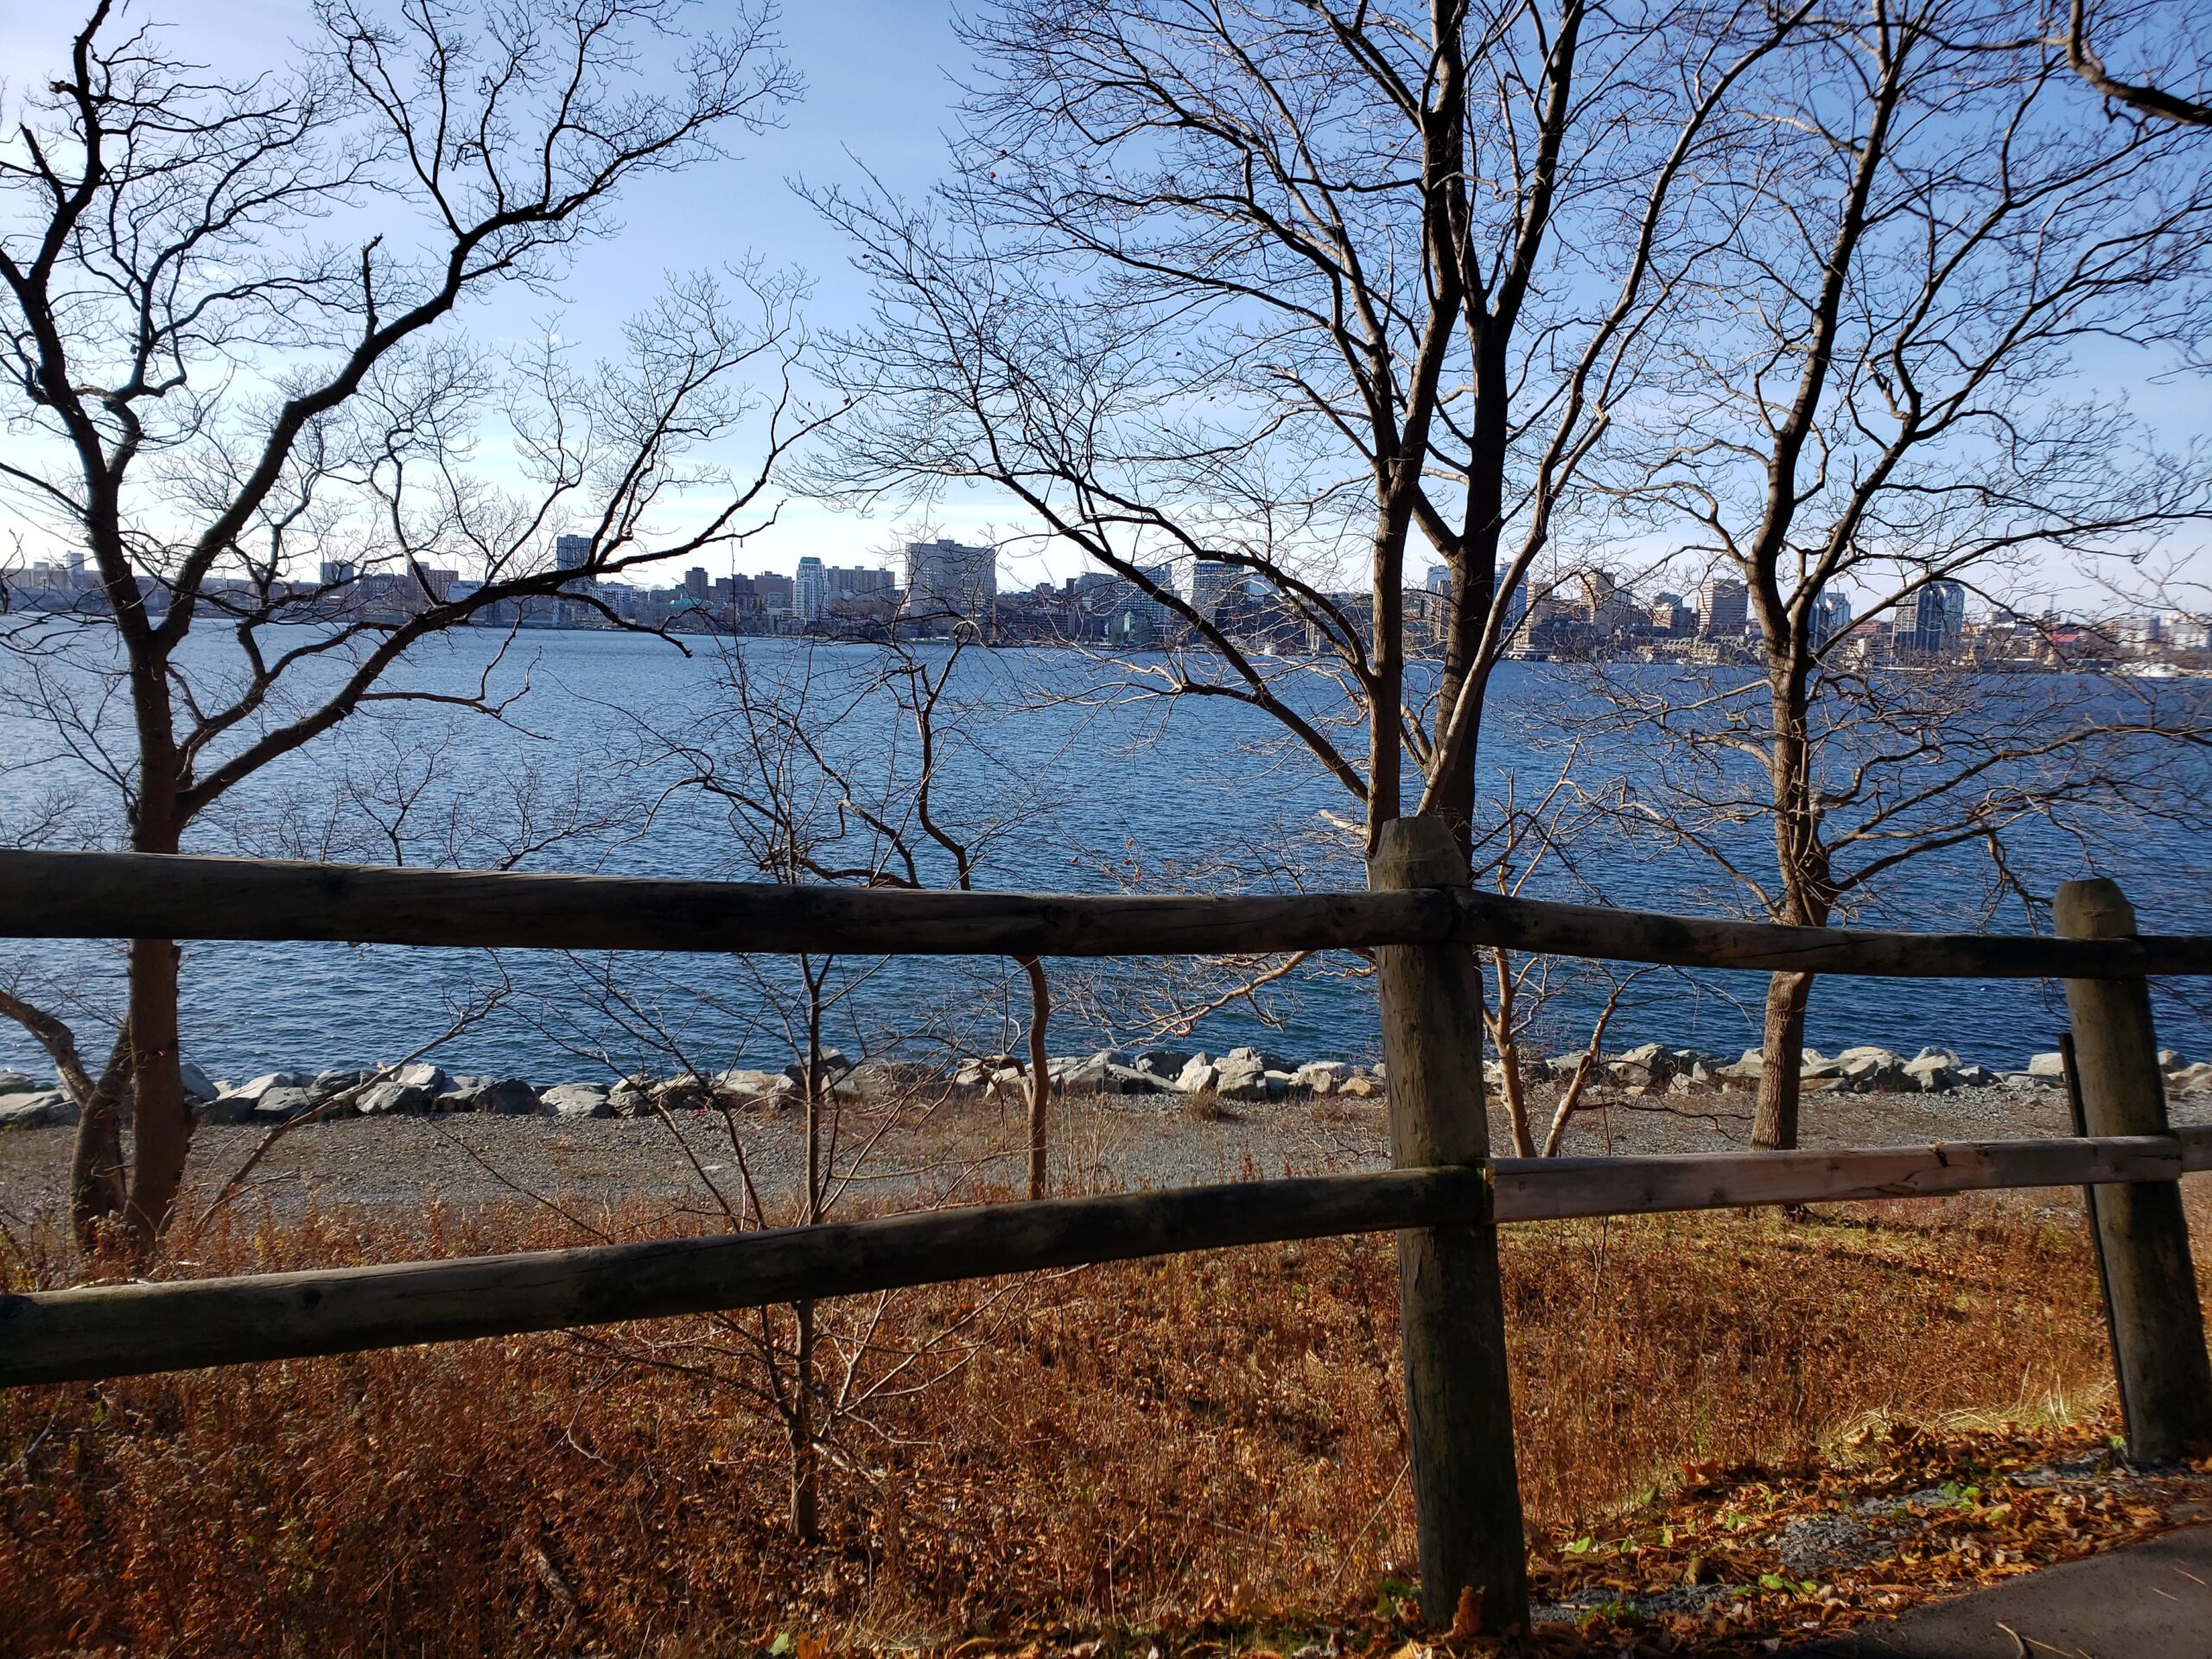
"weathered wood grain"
3,849,2211,975
1488,1134,2190,1222
3,1135,2202,1391
0,1169,1489,1388
2057,879,2212,1462
1371,819,1527,1633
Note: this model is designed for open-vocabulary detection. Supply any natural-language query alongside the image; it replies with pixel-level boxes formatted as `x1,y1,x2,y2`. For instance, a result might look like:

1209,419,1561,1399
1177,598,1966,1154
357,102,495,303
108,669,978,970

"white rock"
2170,1062,2212,1095
178,1059,218,1102
1293,1060,1353,1094
2026,1052,2068,1078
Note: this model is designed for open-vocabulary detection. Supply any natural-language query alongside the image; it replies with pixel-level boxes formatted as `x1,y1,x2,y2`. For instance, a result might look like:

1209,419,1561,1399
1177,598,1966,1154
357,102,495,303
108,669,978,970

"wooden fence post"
2056,878,2212,1461
1370,817,1529,1634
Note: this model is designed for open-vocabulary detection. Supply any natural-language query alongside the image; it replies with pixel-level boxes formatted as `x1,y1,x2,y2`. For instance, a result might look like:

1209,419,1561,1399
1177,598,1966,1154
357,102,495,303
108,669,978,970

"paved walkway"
1792,1526,2212,1656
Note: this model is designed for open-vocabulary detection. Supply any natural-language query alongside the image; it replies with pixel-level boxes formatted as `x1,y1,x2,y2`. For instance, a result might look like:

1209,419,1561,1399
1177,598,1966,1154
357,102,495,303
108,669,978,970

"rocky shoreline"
3,1039,2209,1131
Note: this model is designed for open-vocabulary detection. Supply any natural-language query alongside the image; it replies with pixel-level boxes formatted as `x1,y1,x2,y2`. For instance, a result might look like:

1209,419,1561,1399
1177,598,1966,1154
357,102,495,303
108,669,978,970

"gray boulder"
1176,1054,1219,1094
1954,1064,1999,1088
1837,1052,1910,1093
200,1071,311,1123
779,1049,854,1088
1798,1048,1847,1081
357,1080,435,1116
1900,1054,1957,1094
310,1066,377,1101
197,1093,257,1124
235,1071,314,1101
1608,1042,1672,1090
178,1059,218,1103
712,1069,797,1107
1100,1064,1170,1096
0,1071,34,1093
477,1077,544,1116
0,1089,73,1129
2026,1052,2068,1079
608,1074,655,1116
542,1083,613,1120
1132,1047,1193,1080
2169,1062,2212,1095
432,1074,492,1111
391,1062,455,1095
652,1074,709,1111
252,1085,321,1122
1214,1048,1276,1101
1294,1060,1355,1094
1051,1052,1118,1094
2157,1049,2187,1074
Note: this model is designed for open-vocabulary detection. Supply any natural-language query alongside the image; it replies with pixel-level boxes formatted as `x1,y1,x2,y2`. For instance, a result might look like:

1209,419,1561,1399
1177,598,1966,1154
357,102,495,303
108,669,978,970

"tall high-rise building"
683,567,709,602
1696,575,1748,639
1891,580,1966,658
906,537,997,624
1425,564,1451,596
795,556,826,622
555,534,593,572
1809,588,1853,650
318,560,357,588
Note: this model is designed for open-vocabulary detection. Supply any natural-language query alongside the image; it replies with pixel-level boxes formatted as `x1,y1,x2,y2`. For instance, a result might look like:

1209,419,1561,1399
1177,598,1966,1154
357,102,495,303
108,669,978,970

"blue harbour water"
1,627,2207,1081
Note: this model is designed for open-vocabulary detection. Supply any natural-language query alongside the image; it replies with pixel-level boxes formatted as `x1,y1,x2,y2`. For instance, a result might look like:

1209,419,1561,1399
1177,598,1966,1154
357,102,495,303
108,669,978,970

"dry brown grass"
2,1184,2195,1657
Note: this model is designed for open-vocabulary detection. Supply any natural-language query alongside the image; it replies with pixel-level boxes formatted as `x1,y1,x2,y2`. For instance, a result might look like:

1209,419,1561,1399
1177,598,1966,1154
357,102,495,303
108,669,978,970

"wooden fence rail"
4,1130,2206,1390
4,840,2212,1635
3,849,2210,976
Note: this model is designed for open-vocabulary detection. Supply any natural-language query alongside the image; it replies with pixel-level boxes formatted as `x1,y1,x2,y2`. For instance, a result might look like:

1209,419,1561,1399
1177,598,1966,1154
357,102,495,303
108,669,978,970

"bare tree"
815,0,1815,863
2065,0,2212,126
0,0,818,1254
579,632,1067,1536
1600,0,2212,1146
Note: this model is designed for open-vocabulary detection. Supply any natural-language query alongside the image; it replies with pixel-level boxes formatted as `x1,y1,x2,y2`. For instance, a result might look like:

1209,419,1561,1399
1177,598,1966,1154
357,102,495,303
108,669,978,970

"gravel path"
4,1077,2183,1245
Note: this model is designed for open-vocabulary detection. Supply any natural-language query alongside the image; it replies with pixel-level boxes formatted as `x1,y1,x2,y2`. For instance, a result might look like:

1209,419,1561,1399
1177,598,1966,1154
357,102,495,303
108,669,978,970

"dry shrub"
0,1185,2171,1656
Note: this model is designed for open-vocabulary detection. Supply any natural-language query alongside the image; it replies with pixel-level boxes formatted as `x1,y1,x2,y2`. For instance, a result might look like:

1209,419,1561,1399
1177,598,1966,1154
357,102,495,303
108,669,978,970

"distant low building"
907,537,997,631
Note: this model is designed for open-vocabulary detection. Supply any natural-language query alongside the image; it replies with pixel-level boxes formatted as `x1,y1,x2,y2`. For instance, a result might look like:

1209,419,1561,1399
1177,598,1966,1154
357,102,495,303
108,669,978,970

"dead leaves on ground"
760,1419,2210,1659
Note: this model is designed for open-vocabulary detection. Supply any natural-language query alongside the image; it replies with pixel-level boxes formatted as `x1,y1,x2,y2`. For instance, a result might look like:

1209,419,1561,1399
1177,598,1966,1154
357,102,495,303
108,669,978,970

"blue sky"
2,1,2204,605
0,0,1020,582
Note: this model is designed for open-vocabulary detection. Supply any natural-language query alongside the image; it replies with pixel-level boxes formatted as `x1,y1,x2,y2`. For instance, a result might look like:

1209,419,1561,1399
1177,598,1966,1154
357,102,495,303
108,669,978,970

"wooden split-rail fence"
2,821,2210,1635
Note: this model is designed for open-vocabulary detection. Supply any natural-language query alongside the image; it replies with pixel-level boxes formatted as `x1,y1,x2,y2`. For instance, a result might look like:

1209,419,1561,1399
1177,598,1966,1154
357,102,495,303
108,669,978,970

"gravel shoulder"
5,1076,2196,1245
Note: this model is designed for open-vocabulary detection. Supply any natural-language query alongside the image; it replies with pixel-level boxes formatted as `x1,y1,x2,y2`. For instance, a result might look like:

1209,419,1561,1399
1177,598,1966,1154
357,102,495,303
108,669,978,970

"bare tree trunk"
1751,969,1814,1151
70,1031,133,1253
1496,1039,1534,1159
788,1299,819,1543
0,990,132,1250
121,741,190,1261
121,935,187,1259
1487,947,1535,1156
1020,955,1051,1199
1539,970,1643,1158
